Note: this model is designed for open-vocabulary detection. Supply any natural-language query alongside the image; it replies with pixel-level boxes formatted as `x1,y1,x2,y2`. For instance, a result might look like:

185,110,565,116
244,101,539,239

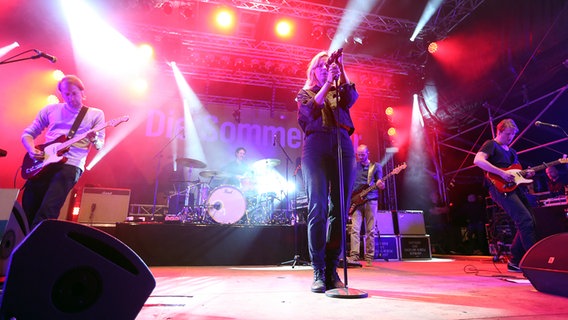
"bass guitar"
21,116,129,180
486,158,568,193
349,162,407,215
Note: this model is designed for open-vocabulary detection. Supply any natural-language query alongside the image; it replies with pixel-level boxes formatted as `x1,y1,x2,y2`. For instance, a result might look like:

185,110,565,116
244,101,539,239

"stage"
135,256,568,320
113,222,310,266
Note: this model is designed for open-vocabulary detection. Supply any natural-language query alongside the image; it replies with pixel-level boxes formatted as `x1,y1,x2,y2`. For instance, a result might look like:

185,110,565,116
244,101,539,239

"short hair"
57,75,85,92
235,147,246,154
357,144,369,153
496,118,518,133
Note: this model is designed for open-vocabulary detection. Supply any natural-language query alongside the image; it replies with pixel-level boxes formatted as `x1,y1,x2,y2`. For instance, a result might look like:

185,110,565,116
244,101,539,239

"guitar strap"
67,106,88,139
367,162,376,185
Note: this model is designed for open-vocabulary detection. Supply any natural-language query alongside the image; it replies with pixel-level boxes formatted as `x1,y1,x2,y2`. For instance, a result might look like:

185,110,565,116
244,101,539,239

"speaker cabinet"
395,210,426,235
520,232,568,298
376,210,395,235
0,220,155,319
78,187,131,225
0,202,29,277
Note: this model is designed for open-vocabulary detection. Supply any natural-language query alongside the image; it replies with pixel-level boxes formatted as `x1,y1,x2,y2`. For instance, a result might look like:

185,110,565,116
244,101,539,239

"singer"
21,75,105,228
296,50,358,293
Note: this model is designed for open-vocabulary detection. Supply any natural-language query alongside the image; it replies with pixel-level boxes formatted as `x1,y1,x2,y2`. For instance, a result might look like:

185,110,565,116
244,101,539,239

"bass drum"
206,185,246,224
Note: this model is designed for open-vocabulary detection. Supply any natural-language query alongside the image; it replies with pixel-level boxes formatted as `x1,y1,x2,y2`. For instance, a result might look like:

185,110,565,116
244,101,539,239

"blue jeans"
301,130,355,270
22,163,81,229
488,185,536,265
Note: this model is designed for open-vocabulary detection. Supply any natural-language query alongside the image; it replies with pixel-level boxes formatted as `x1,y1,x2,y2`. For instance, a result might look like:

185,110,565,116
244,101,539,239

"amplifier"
78,187,131,225
395,210,426,235
376,210,395,235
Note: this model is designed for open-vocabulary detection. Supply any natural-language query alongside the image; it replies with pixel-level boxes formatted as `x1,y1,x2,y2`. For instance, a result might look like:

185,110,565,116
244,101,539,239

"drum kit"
168,157,289,225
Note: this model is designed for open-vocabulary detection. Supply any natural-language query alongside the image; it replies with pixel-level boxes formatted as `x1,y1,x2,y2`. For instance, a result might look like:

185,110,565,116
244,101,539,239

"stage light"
428,42,438,54
385,106,394,116
47,94,60,104
387,127,397,136
232,108,241,123
180,5,194,20
311,25,323,40
137,43,154,62
52,70,65,81
159,1,173,15
275,19,293,39
214,7,236,31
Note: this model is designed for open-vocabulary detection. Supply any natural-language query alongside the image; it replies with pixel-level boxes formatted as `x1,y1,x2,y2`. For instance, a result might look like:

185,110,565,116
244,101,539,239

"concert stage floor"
109,223,568,319
136,256,568,320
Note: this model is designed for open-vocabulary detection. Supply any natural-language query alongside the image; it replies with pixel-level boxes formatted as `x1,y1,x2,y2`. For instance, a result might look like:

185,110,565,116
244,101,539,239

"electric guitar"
486,158,568,193
349,163,407,215
21,116,129,180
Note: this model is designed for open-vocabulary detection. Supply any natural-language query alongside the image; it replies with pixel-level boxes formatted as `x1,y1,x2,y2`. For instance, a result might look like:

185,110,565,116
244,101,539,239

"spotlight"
159,1,173,15
180,6,194,20
232,108,241,123
311,25,323,40
275,19,294,39
427,42,438,54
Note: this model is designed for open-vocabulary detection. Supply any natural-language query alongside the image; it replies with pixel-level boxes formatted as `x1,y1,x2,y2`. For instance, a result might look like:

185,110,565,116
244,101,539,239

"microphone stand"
277,135,310,268
151,129,184,221
325,76,367,299
0,49,47,65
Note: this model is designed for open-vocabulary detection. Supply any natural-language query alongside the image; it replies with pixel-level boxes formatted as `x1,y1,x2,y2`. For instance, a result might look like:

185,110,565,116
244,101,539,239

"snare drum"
206,185,246,224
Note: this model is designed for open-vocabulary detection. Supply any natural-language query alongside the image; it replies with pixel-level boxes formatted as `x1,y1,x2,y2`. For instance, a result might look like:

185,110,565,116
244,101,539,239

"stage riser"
114,223,309,266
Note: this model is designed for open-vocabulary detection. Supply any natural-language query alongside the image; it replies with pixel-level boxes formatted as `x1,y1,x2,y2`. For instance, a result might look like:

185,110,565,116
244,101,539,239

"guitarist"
21,75,105,229
473,118,536,273
348,144,384,267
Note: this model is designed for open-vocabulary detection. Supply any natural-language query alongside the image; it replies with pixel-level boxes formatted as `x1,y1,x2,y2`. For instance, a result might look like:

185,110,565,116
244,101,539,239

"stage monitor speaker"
0,202,29,277
78,187,131,225
0,220,155,319
520,232,568,298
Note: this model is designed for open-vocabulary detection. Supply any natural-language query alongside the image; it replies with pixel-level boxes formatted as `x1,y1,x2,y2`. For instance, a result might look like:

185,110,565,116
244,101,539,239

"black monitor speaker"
0,220,155,319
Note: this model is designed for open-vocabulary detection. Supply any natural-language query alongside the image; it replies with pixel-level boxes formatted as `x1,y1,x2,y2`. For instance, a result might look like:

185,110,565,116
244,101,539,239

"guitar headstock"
108,116,130,127
392,162,407,174
559,157,568,164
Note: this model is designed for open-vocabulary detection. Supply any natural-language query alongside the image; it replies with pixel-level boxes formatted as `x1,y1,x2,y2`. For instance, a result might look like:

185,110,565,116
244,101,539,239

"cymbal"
199,170,228,178
176,158,206,169
254,158,281,167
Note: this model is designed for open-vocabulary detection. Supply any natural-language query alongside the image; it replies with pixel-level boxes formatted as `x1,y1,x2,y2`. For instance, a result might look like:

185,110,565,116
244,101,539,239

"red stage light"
428,42,438,54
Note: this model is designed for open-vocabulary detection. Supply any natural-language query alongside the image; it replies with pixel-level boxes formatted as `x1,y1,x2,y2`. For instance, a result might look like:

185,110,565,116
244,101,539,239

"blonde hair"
303,51,328,90
58,75,85,92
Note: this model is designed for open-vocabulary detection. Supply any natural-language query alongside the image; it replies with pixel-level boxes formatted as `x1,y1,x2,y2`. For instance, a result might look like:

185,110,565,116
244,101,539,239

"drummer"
222,147,254,190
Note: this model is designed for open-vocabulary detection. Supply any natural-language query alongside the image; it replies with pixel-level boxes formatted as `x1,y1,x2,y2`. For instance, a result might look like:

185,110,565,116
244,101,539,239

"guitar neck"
358,171,396,198
522,160,564,174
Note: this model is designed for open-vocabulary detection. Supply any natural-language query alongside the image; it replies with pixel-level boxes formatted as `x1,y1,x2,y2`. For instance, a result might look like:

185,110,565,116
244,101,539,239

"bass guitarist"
21,75,105,229
473,118,536,272
348,144,384,266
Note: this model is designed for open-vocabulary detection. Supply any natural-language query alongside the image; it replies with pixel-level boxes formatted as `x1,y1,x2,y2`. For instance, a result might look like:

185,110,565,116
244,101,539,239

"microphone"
535,121,559,128
34,49,57,63
0,149,6,157
325,48,343,67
